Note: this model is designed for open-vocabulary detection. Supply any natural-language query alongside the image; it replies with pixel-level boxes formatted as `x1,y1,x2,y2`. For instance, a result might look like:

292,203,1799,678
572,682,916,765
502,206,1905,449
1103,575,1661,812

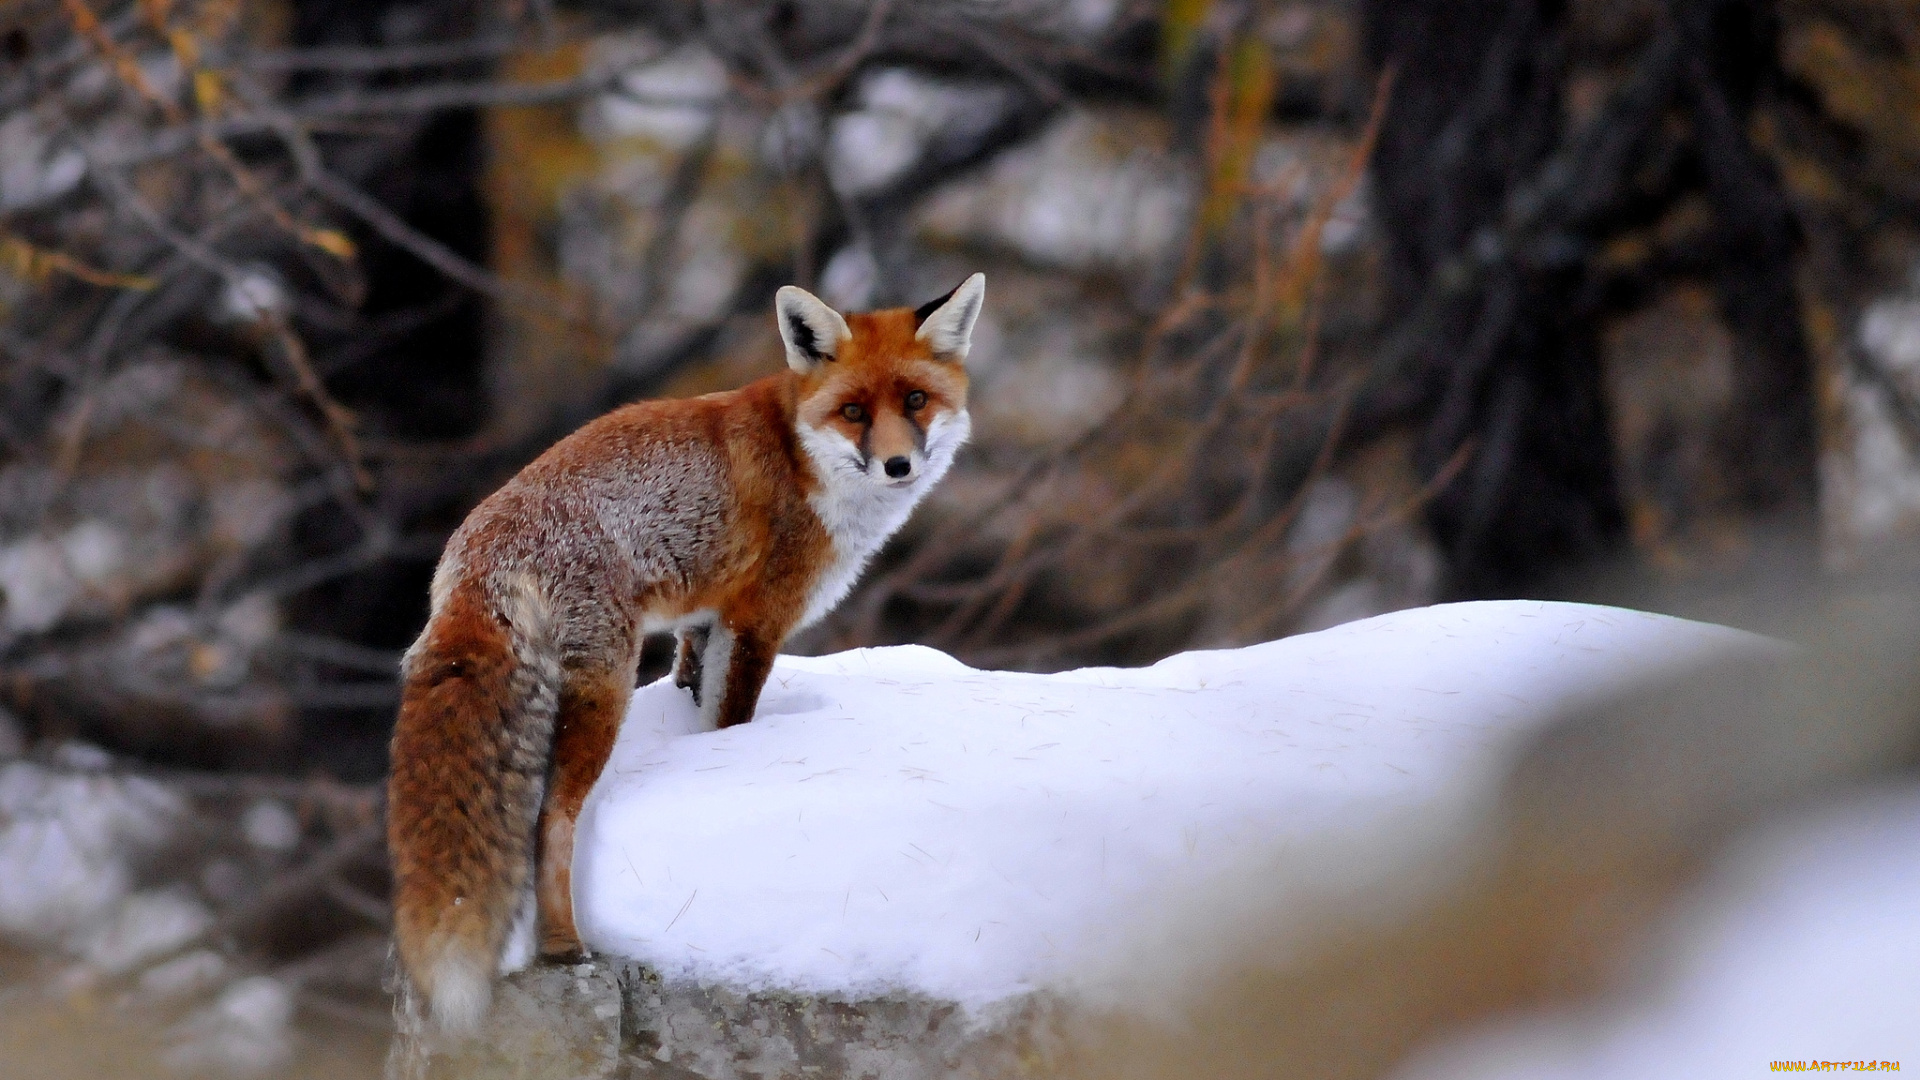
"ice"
577,600,1767,1011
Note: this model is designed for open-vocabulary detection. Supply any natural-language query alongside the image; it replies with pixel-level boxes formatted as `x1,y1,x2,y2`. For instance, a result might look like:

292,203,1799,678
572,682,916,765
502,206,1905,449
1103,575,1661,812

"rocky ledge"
387,960,1060,1080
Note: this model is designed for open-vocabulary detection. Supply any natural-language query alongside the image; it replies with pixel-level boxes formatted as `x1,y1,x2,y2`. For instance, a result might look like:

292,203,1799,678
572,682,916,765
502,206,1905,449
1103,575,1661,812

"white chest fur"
794,411,969,629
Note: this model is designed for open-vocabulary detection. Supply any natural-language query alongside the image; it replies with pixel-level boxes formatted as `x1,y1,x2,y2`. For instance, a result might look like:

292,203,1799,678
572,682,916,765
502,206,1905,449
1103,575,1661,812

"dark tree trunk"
285,0,498,779
1365,0,1627,598
1363,0,1818,598
1671,0,1819,546
289,0,493,442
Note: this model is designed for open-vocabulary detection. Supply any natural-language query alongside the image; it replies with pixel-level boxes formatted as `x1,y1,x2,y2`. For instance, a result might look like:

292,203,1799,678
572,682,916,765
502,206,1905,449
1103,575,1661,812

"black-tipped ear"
914,273,986,361
775,286,852,373
913,284,960,327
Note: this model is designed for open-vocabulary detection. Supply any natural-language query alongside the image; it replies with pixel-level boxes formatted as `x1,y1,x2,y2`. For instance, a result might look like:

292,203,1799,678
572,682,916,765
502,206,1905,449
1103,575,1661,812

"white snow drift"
575,600,1768,1009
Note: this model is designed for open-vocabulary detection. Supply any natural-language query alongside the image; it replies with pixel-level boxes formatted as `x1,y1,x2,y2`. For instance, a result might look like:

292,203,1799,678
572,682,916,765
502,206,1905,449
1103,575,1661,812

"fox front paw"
540,932,588,963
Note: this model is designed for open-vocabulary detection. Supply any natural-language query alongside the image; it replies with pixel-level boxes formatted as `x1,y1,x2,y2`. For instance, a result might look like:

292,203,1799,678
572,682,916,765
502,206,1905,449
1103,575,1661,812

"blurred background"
1,0,1918,1074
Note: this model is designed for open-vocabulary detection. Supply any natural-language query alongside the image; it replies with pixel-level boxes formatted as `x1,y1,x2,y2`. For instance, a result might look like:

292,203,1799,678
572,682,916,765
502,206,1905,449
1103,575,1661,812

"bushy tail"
387,578,561,1034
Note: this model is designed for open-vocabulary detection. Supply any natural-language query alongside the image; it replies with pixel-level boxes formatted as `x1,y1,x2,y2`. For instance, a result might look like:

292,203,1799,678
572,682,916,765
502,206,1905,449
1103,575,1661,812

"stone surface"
389,963,623,1080
387,959,1059,1080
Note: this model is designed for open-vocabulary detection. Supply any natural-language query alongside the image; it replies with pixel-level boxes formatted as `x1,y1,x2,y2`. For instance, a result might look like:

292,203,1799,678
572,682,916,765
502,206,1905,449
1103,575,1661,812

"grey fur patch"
489,573,564,978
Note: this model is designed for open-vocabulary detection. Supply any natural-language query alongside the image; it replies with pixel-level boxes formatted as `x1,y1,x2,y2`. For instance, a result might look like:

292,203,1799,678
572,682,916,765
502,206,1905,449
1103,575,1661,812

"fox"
386,274,983,1032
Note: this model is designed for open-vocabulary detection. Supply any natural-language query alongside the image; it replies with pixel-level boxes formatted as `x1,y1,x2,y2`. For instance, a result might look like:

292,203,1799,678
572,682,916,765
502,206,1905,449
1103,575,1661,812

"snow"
827,69,1017,197
586,39,726,151
79,887,212,974
240,799,301,853
915,110,1196,274
576,600,1769,1011
0,746,184,946
1397,785,1920,1077
1833,278,1920,546
163,975,295,1076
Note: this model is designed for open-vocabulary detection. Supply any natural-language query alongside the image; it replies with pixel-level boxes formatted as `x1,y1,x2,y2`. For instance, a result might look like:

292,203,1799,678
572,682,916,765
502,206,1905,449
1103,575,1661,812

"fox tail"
387,577,561,1033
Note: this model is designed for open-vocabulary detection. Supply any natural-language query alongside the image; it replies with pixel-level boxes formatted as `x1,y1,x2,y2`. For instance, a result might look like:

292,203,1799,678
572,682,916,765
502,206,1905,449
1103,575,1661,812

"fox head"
777,274,981,495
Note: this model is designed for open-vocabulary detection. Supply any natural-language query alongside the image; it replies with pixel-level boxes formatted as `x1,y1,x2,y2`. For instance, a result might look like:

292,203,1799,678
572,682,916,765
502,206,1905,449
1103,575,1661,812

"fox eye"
904,390,927,411
840,403,866,423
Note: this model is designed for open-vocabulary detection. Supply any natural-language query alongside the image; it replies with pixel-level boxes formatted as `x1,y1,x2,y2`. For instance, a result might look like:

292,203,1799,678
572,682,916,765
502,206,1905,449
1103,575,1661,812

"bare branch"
233,36,528,74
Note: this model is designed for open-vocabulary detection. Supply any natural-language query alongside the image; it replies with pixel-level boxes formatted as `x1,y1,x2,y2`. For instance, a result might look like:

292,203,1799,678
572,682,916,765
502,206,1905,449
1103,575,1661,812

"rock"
621,963,1057,1080
389,962,623,1080
385,604,1862,1079
388,959,1058,1080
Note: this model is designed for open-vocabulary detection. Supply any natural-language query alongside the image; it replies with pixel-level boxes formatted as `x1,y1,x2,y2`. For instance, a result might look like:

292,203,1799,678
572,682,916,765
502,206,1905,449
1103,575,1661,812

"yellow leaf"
303,227,358,259
168,27,200,70
193,69,223,113
1162,0,1215,84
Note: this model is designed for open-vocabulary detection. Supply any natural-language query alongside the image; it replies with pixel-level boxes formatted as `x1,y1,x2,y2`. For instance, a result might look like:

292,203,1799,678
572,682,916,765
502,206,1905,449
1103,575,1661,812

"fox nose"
884,456,912,479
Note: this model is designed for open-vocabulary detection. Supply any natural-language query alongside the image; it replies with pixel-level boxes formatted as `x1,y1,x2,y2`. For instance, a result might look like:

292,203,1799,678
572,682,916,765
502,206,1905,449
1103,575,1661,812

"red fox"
387,275,984,1031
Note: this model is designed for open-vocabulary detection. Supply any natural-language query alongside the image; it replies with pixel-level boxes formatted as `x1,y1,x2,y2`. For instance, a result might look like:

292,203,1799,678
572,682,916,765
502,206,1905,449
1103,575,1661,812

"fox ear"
775,286,851,374
913,273,986,362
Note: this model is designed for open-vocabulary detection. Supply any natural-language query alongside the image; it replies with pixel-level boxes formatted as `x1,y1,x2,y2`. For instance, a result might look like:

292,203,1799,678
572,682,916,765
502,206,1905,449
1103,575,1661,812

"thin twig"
306,169,587,328
233,36,527,73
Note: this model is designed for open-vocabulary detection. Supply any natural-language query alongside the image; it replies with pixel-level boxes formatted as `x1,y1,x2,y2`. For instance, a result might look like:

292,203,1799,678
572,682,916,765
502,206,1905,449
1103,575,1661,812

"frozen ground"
574,600,1767,1011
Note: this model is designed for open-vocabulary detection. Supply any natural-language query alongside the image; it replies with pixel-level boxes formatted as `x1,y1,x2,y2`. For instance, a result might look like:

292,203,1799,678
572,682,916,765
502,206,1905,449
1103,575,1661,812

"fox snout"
861,410,929,486
875,451,920,485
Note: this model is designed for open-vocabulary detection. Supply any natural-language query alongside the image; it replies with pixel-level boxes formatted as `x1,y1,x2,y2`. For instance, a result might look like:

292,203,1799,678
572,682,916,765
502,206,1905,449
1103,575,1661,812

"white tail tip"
428,949,493,1035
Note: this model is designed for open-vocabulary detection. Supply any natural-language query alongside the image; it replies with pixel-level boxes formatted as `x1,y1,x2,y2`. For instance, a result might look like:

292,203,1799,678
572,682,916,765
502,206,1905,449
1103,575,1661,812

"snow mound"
576,601,1768,1010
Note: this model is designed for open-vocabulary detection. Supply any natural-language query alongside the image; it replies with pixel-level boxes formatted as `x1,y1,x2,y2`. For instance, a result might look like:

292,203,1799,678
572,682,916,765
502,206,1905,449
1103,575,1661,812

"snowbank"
576,600,1768,1011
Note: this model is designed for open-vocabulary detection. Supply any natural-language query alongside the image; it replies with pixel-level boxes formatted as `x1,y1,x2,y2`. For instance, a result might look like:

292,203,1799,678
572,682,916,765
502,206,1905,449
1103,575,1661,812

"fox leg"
671,623,711,702
535,664,632,958
700,621,778,730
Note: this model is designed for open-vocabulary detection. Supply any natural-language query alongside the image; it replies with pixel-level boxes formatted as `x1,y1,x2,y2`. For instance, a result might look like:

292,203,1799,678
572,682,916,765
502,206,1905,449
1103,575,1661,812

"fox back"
388,276,984,1033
